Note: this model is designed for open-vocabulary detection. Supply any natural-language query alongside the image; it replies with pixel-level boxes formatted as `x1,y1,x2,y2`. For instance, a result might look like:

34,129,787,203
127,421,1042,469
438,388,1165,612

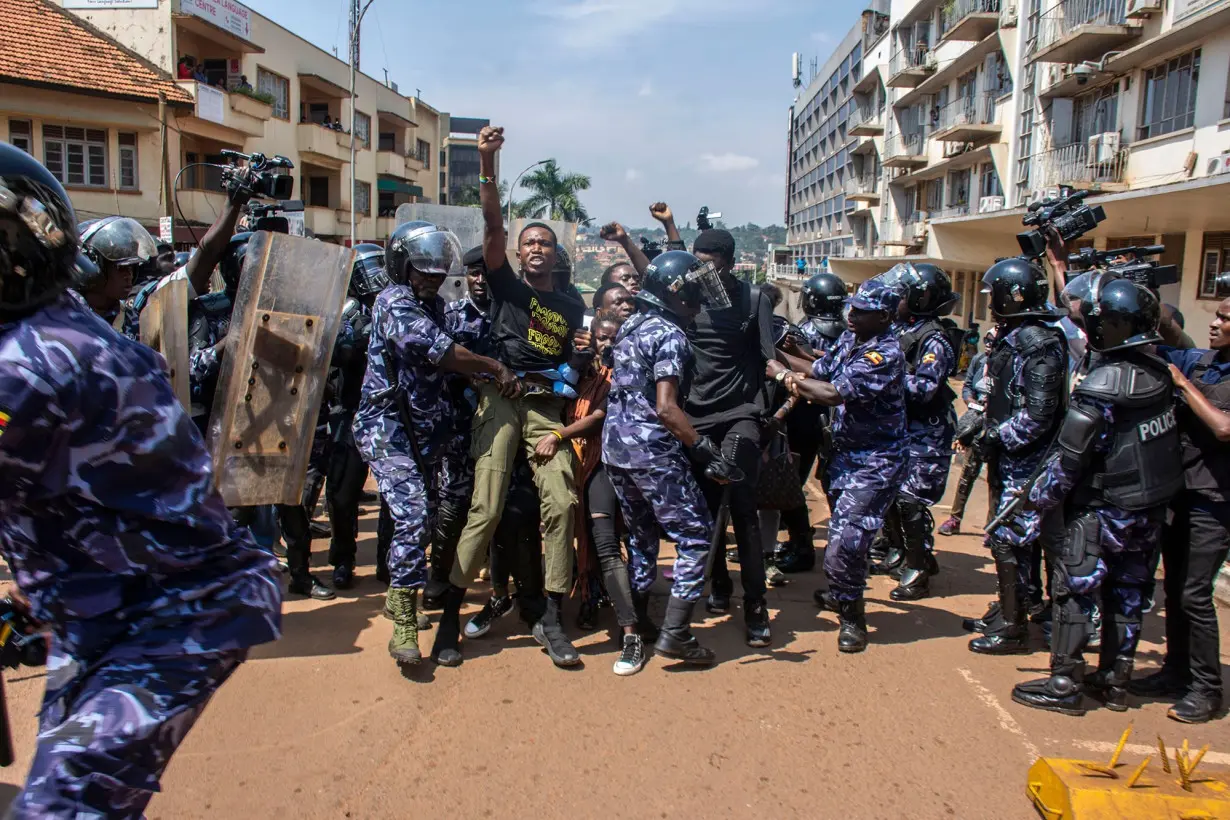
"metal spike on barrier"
1159,736,1172,774
1125,755,1152,789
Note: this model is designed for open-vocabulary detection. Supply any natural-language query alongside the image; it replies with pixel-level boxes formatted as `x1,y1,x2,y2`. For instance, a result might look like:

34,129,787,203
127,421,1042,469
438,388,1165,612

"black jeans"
949,448,985,523
326,436,369,568
491,468,544,619
587,465,636,627
694,416,767,604
779,403,824,547
1162,492,1230,697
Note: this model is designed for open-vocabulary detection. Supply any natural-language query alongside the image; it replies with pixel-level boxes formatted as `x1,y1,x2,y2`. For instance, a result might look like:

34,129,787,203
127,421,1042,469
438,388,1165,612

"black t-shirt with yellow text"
486,259,585,371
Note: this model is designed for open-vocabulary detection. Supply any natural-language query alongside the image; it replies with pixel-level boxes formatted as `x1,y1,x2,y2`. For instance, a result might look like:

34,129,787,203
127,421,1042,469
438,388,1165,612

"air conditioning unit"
1087,132,1121,165
1030,187,1061,205
1126,0,1162,18
1208,152,1230,176
979,195,1006,213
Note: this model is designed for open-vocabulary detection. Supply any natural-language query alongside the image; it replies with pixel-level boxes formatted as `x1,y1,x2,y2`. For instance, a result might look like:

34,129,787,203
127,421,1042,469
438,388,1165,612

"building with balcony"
444,116,497,206
786,3,892,272
42,0,472,247
783,0,1230,330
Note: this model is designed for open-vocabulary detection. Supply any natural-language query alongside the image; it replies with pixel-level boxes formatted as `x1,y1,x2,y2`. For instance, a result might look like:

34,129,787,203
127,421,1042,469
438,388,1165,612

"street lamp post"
507,159,549,227
349,0,377,247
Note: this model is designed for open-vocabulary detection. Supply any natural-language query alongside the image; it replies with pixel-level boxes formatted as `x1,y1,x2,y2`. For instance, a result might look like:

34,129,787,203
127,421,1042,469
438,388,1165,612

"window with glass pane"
257,68,290,119
979,163,1003,197
356,181,371,216
1072,86,1119,145
119,133,138,190
1200,232,1230,298
354,112,371,149
1139,49,1200,140
43,125,107,187
9,120,31,154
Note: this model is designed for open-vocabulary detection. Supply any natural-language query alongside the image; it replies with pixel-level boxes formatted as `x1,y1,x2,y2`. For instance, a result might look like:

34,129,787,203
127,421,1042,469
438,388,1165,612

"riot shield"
394,203,485,303
138,277,191,409
208,232,355,507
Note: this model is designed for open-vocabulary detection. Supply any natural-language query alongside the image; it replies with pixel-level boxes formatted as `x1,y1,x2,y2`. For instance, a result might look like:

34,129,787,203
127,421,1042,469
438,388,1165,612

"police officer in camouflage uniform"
785,278,907,653
0,141,282,819
327,244,388,589
968,258,1068,655
425,246,492,608
74,216,158,331
1010,276,1183,715
882,264,960,602
776,272,847,573
353,221,515,667
604,250,739,668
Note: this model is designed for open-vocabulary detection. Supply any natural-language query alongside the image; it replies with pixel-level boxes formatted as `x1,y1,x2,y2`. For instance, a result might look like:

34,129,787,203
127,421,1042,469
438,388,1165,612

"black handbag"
755,432,806,511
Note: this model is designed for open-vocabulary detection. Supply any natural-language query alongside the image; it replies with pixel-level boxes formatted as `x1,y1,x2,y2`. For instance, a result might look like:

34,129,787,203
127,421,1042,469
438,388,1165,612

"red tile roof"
0,0,193,107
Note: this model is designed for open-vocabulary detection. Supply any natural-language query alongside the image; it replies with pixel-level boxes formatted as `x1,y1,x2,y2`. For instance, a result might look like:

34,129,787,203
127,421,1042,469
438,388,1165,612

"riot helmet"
386,220,462,285
79,216,158,269
902,262,958,317
802,273,846,318
219,232,253,295
173,251,192,270
981,257,1056,320
0,142,78,317
637,250,731,321
349,243,389,300
1081,273,1161,353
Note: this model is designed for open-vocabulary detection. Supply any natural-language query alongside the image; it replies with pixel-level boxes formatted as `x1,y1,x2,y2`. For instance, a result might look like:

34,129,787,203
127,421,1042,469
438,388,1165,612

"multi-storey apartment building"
1,0,489,247
788,0,1230,329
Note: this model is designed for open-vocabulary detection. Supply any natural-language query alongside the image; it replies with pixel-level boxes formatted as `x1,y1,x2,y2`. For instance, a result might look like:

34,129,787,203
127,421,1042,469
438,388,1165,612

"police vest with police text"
1071,352,1184,511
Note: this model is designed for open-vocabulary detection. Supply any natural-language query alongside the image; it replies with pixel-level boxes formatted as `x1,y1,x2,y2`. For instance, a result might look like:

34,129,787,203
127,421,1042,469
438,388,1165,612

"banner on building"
195,83,226,125
159,216,174,243
181,0,252,40
64,0,159,8
1174,0,1227,22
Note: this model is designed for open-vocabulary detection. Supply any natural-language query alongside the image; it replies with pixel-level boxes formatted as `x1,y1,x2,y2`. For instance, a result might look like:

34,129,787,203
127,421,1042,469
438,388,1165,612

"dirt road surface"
1,463,1226,819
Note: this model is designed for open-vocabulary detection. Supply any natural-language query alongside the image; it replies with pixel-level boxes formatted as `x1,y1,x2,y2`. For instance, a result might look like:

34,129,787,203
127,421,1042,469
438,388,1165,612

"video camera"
697,206,722,232
1017,189,1106,259
1066,245,1178,294
220,149,295,201
640,236,663,261
245,199,304,235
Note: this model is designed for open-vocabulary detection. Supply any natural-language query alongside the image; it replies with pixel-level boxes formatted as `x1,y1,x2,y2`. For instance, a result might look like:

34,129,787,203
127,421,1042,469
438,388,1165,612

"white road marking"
958,667,1041,760
1072,740,1230,766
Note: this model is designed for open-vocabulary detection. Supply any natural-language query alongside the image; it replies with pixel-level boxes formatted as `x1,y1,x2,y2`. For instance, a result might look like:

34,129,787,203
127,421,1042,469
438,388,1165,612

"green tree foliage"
517,160,592,224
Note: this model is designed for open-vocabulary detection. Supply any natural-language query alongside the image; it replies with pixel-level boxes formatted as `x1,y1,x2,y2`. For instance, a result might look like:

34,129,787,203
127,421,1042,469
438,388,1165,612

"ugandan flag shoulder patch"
922,352,938,365
863,350,884,365
0,410,9,439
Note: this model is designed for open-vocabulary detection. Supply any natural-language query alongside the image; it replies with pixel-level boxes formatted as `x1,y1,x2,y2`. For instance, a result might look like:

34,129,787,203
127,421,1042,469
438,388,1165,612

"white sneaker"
613,634,647,677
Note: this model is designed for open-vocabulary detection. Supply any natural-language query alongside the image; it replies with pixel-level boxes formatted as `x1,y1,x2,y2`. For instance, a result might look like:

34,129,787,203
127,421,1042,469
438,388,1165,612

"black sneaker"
463,594,512,639
331,564,354,590
532,620,582,667
288,575,336,601
612,634,647,677
309,520,332,539
745,599,771,648
1168,690,1224,724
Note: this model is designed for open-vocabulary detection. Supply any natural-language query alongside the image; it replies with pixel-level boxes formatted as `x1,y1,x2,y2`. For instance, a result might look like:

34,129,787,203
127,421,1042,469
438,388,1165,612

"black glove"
687,435,721,467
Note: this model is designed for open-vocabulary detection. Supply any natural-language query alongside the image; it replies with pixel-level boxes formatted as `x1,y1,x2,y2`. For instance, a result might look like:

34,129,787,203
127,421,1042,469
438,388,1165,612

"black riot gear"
79,217,158,287
386,220,462,286
901,263,958,317
983,323,1069,453
218,231,253,296
1062,352,1184,511
349,243,389,301
0,142,78,317
801,272,846,318
637,250,731,319
981,257,1057,320
1081,274,1161,353
898,319,959,419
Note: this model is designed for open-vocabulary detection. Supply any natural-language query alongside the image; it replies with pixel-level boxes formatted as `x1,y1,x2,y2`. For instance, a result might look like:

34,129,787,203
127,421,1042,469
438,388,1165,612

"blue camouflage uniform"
812,286,908,602
603,309,713,603
897,318,958,508
798,317,842,358
439,296,490,510
0,292,281,818
354,285,455,589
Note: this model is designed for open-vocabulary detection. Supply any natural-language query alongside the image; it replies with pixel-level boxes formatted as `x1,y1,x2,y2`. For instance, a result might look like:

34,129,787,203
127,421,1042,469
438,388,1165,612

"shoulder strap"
1190,349,1217,380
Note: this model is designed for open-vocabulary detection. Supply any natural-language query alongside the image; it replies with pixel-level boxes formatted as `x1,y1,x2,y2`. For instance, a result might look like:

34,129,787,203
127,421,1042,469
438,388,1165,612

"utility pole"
349,0,376,247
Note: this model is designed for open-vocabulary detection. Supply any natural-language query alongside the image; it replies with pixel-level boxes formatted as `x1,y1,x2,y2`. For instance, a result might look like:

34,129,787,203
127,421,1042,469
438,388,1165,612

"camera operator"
1132,279,1230,723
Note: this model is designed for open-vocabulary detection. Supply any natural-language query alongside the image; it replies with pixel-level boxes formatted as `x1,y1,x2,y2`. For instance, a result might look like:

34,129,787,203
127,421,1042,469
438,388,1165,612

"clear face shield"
685,260,732,309
400,227,463,277
81,217,158,267
351,252,389,297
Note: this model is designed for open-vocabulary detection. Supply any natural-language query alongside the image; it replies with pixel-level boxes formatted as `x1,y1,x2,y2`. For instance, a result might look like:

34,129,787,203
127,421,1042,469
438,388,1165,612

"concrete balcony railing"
376,151,408,179
939,0,1002,44
931,93,1001,142
1033,141,1129,190
938,202,972,219
883,129,929,168
887,44,935,88
176,80,271,140
845,173,881,201
297,123,352,168
1032,0,1140,65
848,104,886,137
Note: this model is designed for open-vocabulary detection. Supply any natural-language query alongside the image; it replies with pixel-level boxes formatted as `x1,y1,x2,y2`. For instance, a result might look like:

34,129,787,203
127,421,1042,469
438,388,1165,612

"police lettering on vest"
1137,408,1176,442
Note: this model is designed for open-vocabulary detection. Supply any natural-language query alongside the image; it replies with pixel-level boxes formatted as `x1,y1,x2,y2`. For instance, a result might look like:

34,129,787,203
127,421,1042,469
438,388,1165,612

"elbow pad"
1056,403,1102,473
1025,355,1064,422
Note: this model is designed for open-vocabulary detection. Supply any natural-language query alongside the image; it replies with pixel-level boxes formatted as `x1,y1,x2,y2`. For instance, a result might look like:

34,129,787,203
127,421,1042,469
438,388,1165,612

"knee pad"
1060,513,1106,592
896,499,933,534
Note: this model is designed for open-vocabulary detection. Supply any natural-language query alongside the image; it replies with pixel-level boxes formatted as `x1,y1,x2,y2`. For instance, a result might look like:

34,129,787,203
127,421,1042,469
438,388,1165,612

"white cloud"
625,168,642,182
533,0,746,49
638,80,653,97
811,30,835,45
698,153,761,173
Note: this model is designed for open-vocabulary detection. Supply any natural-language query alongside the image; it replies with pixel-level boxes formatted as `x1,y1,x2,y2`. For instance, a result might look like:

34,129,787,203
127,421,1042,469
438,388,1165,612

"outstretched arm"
650,202,682,246
477,126,508,274
1172,363,1230,442
184,170,254,295
600,222,652,276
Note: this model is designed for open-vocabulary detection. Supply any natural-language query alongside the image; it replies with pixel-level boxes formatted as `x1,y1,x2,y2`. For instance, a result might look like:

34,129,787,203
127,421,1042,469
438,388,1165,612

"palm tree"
516,160,592,224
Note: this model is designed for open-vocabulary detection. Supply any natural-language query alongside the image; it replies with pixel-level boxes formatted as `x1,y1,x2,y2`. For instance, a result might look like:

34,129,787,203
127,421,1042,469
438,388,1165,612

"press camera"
1017,189,1106,259
220,149,295,201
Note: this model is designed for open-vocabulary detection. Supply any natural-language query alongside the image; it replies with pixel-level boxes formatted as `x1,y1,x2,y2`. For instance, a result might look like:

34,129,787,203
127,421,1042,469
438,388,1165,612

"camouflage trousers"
607,460,713,603
437,428,475,511
825,485,900,602
12,648,246,819
369,453,437,590
899,450,953,507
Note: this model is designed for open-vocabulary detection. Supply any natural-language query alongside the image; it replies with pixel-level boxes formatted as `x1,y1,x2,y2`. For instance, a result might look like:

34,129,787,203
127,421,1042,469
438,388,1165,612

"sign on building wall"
1174,0,1228,22
180,0,252,40
64,0,159,8
196,83,226,124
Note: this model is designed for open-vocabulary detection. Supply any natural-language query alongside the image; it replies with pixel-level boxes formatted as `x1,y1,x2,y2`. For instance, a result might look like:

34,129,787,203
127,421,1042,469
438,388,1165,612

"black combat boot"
813,588,840,613
532,594,581,668
962,600,1002,633
776,517,816,574
631,590,660,642
430,584,466,667
890,510,931,601
1086,657,1134,712
1129,665,1190,699
969,551,1029,655
837,598,868,653
654,596,716,665
1012,605,1087,716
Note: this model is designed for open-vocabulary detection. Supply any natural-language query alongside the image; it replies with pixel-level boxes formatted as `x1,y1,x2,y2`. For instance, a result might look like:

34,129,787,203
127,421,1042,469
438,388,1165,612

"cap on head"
848,278,902,313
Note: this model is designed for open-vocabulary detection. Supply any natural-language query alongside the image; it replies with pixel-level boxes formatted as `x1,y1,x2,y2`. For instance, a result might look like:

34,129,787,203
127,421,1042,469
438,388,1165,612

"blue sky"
246,0,867,227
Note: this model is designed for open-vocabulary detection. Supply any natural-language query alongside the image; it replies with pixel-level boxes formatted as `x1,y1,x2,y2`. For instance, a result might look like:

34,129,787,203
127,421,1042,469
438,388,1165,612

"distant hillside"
580,223,787,257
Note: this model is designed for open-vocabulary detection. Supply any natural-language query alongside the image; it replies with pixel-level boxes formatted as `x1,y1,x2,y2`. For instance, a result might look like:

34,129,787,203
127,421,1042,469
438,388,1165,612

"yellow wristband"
551,431,564,442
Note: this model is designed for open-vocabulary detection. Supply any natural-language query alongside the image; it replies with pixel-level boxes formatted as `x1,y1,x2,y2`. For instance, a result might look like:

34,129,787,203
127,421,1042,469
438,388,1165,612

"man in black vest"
880,264,961,602
968,258,1069,655
1009,277,1184,716
1133,292,1230,723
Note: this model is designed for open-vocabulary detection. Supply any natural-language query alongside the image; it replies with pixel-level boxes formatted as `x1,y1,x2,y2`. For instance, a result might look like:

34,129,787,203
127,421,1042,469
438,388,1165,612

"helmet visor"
401,228,463,277
82,217,158,266
352,252,390,297
686,260,732,309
